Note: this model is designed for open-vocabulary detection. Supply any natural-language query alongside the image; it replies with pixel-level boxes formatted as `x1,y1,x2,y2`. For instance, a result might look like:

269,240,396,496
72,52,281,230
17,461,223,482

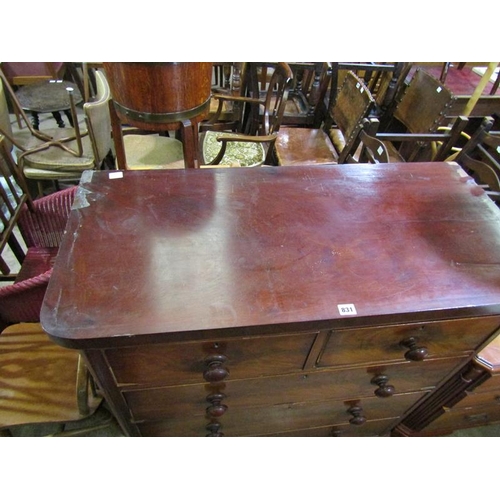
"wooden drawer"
317,316,500,368
124,357,461,422
420,404,500,435
137,392,425,437
453,390,500,410
471,373,500,394
105,332,317,387
264,418,397,437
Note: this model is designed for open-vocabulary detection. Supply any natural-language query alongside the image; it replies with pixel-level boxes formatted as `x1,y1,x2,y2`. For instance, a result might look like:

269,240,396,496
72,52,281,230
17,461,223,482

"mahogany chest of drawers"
41,164,500,436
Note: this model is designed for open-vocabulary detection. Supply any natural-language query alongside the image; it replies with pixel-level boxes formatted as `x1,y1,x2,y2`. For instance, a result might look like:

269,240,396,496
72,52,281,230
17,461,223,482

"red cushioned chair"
0,135,76,329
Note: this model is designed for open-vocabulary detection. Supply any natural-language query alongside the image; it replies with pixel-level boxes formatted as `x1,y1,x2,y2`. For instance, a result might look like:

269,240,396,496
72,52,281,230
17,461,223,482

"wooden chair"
454,116,500,202
280,62,331,128
374,68,460,162
0,136,76,329
274,71,375,166
330,62,412,126
0,322,111,437
199,62,293,167
0,68,112,196
345,118,390,164
104,62,213,170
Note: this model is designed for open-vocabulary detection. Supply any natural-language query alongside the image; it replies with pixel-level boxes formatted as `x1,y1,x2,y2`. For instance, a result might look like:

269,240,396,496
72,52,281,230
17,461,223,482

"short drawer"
453,390,500,410
137,391,425,437
471,373,500,394
420,404,500,435
317,316,500,368
124,357,462,422
105,332,317,387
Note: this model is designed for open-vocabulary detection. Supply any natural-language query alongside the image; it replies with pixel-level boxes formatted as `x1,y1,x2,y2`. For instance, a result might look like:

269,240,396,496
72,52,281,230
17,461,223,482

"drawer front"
421,405,500,435
318,316,500,368
137,392,425,437
105,332,317,387
264,418,397,437
124,357,461,422
472,373,500,394
453,390,500,410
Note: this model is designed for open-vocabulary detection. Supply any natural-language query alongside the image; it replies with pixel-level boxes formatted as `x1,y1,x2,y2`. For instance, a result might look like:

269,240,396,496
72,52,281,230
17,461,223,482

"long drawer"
124,357,462,422
317,317,500,368
264,418,397,437
137,391,425,437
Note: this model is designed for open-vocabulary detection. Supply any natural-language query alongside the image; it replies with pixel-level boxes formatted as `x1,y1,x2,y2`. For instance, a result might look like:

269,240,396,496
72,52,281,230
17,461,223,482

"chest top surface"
41,163,500,346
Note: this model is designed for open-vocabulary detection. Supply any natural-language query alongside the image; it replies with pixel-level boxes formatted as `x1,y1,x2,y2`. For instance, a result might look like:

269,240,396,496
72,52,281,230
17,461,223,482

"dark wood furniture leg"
52,111,65,128
30,112,40,130
180,119,200,169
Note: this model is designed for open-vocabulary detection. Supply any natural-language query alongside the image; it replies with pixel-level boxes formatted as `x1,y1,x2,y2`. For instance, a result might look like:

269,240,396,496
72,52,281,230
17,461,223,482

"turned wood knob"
206,393,228,417
203,354,229,382
400,337,428,361
371,374,396,398
206,422,224,437
347,406,366,426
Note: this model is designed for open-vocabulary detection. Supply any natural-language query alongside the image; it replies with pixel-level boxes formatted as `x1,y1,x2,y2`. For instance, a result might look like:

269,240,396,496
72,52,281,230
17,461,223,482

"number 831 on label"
337,304,357,316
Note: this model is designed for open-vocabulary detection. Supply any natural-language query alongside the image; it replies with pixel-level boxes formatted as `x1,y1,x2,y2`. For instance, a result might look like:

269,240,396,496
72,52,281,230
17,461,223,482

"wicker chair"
0,135,76,329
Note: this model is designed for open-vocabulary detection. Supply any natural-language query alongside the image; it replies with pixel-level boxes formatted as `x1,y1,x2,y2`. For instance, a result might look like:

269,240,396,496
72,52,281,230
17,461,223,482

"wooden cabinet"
41,165,500,437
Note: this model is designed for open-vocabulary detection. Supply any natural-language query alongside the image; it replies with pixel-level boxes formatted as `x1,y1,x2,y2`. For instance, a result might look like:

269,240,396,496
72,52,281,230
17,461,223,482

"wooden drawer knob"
203,354,229,382
347,406,366,426
206,393,228,417
206,422,224,437
400,337,428,361
371,374,395,398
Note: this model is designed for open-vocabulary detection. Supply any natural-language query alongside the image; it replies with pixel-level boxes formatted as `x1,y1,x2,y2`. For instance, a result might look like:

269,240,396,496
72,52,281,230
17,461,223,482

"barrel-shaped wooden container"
103,62,213,131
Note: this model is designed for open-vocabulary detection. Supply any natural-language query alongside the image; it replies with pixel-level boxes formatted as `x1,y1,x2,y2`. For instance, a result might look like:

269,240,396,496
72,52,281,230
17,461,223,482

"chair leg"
490,70,500,95
440,62,451,83
180,119,200,169
37,181,44,198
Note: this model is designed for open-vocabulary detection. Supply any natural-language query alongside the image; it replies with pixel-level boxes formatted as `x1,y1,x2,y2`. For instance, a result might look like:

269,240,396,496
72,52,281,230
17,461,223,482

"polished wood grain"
42,163,500,348
318,316,500,368
138,391,425,437
105,332,317,386
122,357,461,422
